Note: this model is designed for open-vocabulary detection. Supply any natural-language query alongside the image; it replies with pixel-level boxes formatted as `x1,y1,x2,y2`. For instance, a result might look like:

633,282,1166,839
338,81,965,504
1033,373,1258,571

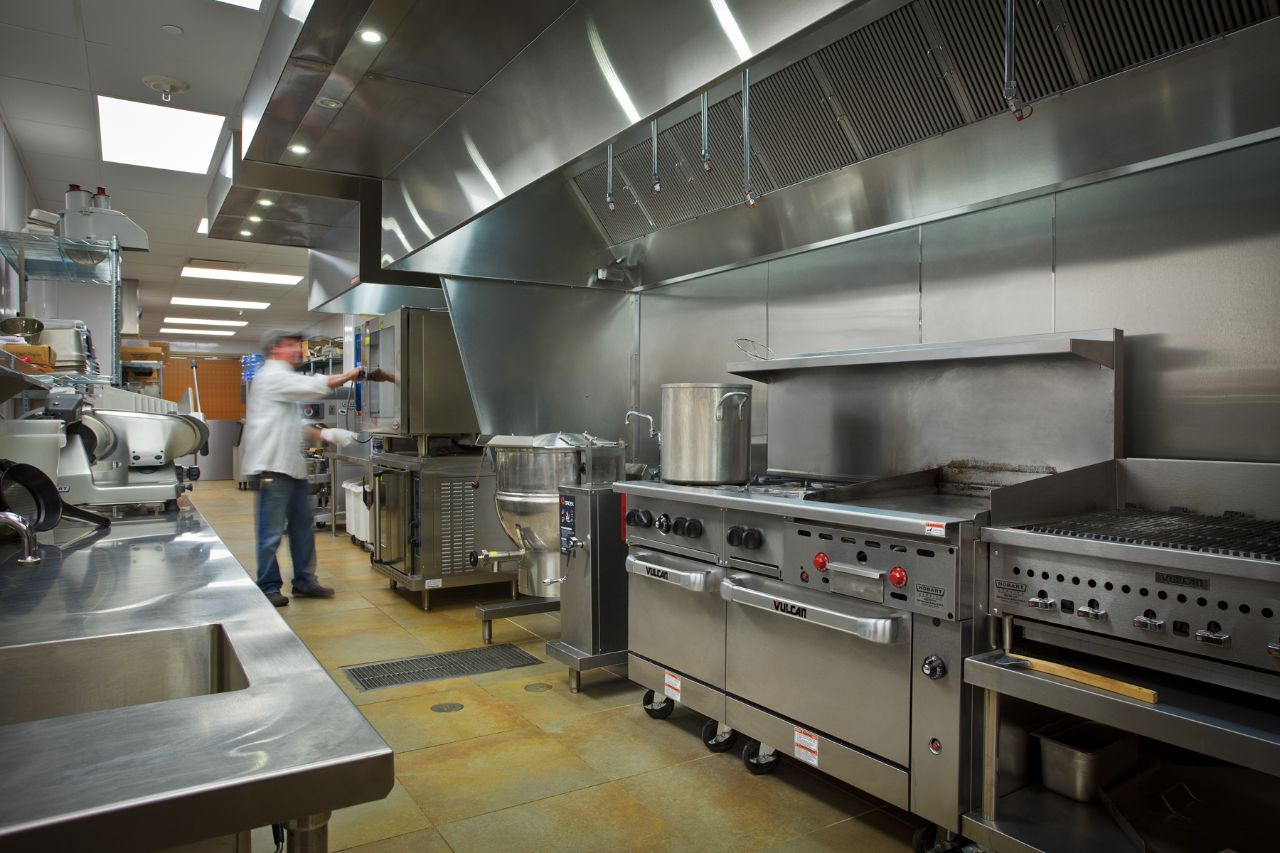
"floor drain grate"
343,643,542,691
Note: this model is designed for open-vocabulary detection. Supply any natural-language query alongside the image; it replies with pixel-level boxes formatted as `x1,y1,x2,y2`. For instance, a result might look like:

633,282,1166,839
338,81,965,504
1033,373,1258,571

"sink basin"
0,625,248,726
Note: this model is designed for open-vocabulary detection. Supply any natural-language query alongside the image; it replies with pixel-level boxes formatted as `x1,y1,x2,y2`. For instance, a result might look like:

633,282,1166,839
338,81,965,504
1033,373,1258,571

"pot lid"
485,432,616,450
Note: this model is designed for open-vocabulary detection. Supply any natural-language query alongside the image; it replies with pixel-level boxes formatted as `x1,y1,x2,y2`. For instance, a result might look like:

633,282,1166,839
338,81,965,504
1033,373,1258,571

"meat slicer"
28,394,208,508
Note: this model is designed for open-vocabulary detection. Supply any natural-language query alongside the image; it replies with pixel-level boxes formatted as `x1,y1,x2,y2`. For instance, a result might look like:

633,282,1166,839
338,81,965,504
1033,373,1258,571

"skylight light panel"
97,96,225,174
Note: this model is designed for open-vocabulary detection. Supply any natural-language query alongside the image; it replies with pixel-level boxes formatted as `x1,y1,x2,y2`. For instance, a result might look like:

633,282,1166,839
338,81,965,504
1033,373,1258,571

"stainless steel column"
286,812,331,853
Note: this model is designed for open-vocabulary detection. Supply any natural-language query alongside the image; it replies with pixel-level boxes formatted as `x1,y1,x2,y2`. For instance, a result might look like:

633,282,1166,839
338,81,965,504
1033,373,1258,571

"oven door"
625,549,726,689
371,467,408,572
721,573,913,767
361,311,405,435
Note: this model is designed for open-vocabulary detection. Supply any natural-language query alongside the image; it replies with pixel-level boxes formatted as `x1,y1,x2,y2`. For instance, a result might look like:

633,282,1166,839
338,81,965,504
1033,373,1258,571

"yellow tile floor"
188,482,917,852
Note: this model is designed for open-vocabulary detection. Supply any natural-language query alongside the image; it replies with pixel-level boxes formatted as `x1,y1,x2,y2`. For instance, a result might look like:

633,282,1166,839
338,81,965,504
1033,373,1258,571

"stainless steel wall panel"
442,278,635,439
636,266,768,465
921,197,1053,343
1054,140,1280,463
766,230,921,355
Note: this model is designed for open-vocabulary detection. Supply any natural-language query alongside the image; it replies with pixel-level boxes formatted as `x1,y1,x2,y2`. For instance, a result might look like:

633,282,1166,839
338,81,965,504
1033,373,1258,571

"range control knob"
921,655,947,680
889,566,908,588
685,519,704,539
726,526,745,547
635,509,654,528
625,509,639,527
742,528,764,550
672,517,688,536
656,513,672,533
812,552,829,571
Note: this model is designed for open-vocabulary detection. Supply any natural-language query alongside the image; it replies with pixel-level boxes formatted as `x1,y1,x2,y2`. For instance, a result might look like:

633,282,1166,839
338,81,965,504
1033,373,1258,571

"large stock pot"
660,383,751,486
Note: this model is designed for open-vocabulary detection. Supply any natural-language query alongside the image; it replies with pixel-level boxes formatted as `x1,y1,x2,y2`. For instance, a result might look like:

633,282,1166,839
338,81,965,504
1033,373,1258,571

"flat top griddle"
1022,508,1280,563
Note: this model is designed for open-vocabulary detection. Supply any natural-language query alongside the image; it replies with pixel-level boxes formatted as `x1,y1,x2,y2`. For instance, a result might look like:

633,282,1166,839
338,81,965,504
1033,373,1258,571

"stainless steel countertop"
0,507,394,851
614,479,973,540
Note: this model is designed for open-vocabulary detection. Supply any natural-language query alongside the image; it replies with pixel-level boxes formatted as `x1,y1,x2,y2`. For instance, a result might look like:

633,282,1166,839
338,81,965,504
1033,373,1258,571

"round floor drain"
523,682,553,693
431,702,464,713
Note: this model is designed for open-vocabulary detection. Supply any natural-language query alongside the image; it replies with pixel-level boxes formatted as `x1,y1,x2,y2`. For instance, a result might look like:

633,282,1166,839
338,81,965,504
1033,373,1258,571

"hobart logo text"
773,600,807,618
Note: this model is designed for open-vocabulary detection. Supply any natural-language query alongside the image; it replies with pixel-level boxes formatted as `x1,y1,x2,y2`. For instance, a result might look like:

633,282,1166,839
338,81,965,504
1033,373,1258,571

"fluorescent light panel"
196,217,209,234
171,296,270,309
159,327,236,336
181,266,302,285
213,0,263,9
164,317,249,327
97,96,225,174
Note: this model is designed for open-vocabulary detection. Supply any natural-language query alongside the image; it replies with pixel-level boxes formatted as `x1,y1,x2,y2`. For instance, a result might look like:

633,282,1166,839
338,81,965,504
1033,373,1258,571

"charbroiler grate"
1023,508,1280,562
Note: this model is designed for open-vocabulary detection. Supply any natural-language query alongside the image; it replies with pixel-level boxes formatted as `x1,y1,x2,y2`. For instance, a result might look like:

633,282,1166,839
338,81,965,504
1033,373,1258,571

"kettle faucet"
625,411,660,443
0,511,41,565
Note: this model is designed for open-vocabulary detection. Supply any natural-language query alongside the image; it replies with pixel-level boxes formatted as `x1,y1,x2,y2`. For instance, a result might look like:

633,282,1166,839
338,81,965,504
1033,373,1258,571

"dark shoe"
265,591,289,607
292,583,335,599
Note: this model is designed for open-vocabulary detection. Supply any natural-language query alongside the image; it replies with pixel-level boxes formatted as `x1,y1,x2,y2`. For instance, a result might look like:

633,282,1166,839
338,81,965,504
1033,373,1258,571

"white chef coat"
241,358,331,481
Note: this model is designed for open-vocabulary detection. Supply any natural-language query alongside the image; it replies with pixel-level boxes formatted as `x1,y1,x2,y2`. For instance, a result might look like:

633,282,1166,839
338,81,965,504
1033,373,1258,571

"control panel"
723,509,784,576
990,543,1280,670
784,520,960,619
623,495,721,561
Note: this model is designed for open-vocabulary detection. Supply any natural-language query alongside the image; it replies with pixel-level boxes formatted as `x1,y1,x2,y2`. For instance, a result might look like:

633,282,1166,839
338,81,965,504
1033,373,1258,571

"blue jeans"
255,472,319,593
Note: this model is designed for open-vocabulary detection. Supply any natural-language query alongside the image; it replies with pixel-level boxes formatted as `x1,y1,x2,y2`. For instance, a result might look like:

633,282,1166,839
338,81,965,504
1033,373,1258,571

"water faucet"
625,411,661,444
0,511,41,565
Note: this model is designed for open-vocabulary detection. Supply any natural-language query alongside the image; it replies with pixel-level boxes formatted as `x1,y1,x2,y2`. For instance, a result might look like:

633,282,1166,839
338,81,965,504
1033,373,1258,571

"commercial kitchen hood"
220,0,1279,292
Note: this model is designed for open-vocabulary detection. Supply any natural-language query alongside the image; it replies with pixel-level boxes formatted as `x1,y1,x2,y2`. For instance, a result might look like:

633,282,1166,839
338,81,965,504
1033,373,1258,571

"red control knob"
800,570,810,583
812,552,829,571
889,566,908,588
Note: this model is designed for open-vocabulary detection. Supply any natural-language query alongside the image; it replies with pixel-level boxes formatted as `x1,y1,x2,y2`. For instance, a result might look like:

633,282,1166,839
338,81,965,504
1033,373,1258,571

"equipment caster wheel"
350,534,358,544
701,719,738,753
641,689,674,719
911,824,941,853
742,740,779,775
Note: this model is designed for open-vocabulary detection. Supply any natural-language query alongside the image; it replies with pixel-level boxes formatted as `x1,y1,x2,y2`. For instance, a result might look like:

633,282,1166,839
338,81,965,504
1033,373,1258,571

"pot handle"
714,391,749,422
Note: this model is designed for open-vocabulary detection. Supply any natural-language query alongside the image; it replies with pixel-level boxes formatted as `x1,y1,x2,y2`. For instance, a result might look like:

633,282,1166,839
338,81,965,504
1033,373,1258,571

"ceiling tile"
24,153,102,186
85,41,250,117
0,76,96,129
0,25,91,90
0,0,79,39
6,118,98,161
100,162,215,195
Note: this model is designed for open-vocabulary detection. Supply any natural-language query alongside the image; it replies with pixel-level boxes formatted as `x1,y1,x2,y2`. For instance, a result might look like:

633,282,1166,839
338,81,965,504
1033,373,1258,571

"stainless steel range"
619,329,1126,840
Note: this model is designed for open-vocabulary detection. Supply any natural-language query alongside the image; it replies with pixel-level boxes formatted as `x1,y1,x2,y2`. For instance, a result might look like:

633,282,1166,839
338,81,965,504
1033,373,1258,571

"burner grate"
1024,508,1280,562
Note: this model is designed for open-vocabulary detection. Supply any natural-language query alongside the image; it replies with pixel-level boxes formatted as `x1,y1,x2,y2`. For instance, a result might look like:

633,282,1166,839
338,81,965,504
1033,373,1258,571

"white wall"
0,113,34,317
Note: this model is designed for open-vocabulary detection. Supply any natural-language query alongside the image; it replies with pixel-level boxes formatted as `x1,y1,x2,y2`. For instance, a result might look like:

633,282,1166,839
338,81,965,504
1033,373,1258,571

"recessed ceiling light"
196,217,209,234
256,198,274,207
164,317,249,327
161,24,184,36
159,327,237,336
248,215,262,223
212,0,263,10
359,30,384,44
316,96,343,109
97,95,224,174
239,229,253,237
181,266,302,285
287,144,309,155
172,296,270,310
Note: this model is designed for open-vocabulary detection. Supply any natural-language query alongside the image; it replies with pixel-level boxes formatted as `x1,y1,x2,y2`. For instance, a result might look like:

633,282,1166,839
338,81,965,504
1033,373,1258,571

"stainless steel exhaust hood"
387,0,1280,288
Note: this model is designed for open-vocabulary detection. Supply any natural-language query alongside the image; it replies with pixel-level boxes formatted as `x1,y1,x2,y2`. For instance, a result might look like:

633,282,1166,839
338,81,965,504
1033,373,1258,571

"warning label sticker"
425,578,443,589
794,727,819,767
924,521,946,537
663,671,682,702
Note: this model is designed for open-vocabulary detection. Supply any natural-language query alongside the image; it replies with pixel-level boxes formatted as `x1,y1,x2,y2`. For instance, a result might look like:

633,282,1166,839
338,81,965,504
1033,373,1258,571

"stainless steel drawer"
626,549,727,690
722,573,913,767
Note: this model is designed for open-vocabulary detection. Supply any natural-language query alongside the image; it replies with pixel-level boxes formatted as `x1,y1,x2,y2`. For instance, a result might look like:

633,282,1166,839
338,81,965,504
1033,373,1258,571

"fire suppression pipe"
606,142,616,211
1002,0,1031,120
700,91,712,171
742,69,759,207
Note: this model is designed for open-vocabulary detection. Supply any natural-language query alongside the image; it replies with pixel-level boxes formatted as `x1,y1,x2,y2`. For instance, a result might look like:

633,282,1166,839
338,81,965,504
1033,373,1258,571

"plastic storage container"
343,478,370,544
1033,719,1139,802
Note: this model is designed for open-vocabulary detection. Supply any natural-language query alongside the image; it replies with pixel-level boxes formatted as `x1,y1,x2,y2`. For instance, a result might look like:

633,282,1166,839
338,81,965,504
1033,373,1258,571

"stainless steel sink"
0,625,248,727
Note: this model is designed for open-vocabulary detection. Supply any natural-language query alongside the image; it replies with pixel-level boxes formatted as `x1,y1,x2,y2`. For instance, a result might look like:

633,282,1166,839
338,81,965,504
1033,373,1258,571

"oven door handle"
719,577,907,644
625,554,718,592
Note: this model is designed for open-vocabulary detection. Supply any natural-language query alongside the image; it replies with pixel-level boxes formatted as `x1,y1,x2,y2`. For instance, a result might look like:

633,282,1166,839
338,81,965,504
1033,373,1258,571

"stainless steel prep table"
0,506,394,851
